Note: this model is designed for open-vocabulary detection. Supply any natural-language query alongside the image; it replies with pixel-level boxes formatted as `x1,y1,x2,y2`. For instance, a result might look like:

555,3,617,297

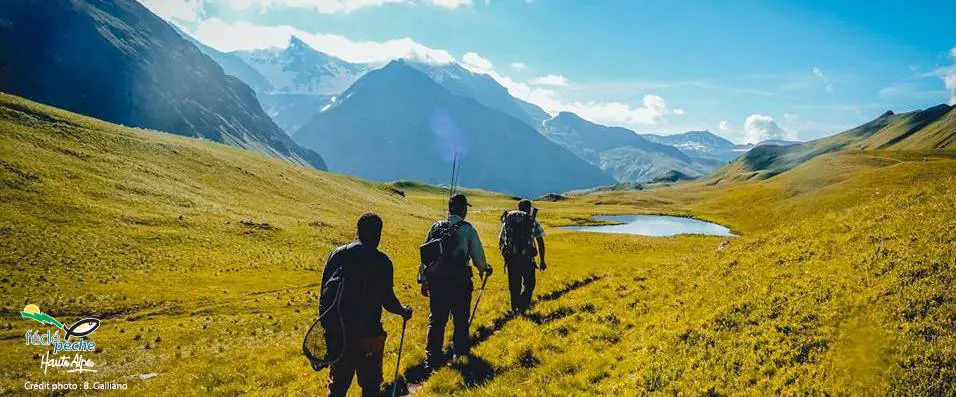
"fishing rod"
453,154,463,195
448,152,458,198
449,152,463,197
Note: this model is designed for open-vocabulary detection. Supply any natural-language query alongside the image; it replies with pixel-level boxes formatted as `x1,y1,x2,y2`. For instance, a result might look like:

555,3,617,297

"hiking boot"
424,353,446,371
451,351,471,365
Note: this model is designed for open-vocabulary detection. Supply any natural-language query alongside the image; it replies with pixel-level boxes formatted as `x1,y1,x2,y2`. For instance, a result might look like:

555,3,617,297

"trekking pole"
391,317,408,397
468,272,490,329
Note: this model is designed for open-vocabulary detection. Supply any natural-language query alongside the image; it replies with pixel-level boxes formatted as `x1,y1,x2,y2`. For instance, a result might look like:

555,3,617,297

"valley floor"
1,94,954,395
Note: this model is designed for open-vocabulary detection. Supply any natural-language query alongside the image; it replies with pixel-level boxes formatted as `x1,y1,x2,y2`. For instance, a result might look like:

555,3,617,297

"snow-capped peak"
232,39,368,96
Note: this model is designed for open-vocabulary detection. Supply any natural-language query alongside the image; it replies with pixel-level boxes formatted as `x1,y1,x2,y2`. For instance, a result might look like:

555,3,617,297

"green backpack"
420,220,467,280
499,209,536,258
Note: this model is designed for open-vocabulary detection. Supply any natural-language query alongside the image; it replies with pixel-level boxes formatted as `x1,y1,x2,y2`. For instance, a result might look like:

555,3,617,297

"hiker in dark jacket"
499,199,546,313
321,213,413,397
418,193,493,369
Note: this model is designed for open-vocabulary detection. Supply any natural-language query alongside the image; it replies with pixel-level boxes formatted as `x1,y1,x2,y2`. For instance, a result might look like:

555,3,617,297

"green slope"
2,93,954,396
712,104,955,182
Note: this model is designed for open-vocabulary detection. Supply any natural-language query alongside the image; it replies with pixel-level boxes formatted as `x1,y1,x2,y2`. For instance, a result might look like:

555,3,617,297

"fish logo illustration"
21,304,100,339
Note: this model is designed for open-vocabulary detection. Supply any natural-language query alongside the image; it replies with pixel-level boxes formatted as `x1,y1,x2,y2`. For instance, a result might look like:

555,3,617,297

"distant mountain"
293,61,614,197
517,99,552,130
712,104,956,182
230,38,366,134
541,112,716,182
256,92,334,134
178,34,360,134
180,31,554,134
408,62,546,129
0,0,325,170
176,26,274,93
649,170,697,184
731,139,802,152
641,131,740,162
234,37,367,96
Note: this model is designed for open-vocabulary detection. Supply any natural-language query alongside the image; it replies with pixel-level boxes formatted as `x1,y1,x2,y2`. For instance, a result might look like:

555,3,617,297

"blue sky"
143,0,956,143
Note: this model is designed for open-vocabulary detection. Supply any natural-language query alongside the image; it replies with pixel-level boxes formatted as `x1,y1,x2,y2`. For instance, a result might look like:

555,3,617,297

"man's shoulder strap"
503,210,530,222
435,219,467,230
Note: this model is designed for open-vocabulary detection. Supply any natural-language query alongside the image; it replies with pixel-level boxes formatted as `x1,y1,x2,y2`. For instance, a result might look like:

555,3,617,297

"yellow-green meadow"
1,94,954,395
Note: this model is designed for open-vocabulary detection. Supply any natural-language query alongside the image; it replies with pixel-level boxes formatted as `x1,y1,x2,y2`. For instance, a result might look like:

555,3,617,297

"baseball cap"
449,193,472,208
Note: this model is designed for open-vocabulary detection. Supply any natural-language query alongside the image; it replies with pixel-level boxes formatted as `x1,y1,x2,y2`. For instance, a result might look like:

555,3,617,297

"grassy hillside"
1,93,954,396
713,104,955,182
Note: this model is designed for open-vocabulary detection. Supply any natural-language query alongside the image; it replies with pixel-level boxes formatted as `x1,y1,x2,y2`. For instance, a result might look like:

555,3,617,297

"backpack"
419,220,466,281
499,210,536,258
303,260,346,370
304,246,368,370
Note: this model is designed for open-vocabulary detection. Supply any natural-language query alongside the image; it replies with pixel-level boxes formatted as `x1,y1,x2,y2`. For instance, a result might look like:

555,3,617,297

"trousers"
425,278,473,364
327,334,387,397
505,256,536,312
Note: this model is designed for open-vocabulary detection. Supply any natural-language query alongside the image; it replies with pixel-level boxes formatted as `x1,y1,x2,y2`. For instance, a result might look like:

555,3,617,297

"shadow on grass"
384,274,602,396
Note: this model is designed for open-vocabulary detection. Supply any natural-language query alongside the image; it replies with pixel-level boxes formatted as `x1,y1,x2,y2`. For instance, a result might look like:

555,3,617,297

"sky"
141,0,956,144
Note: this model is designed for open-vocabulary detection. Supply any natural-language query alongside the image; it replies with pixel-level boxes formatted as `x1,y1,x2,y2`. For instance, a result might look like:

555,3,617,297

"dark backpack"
306,263,346,368
310,246,369,367
420,220,466,280
499,210,536,258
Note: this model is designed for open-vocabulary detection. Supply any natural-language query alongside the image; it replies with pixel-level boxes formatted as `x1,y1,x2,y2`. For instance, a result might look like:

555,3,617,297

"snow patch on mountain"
233,36,367,96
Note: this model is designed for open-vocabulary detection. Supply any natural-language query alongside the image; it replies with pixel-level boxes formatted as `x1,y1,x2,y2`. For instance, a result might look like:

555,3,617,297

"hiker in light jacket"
418,193,493,370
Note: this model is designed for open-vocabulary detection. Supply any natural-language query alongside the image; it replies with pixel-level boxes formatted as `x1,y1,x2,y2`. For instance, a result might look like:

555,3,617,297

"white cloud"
490,71,677,128
808,66,834,92
718,120,730,132
564,95,672,127
743,114,797,144
140,0,203,22
944,73,956,105
227,0,408,13
529,74,568,86
783,112,799,121
430,0,473,8
187,18,455,64
139,0,478,17
179,16,682,130
510,62,527,70
673,108,685,115
481,68,674,128
942,46,956,105
461,52,493,73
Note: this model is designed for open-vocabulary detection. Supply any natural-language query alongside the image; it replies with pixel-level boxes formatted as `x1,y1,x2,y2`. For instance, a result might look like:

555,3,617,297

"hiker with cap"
499,199,546,313
321,212,413,397
418,193,493,369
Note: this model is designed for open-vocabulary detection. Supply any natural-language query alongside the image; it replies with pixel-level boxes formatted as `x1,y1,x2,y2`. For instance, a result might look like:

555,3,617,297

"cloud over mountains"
743,114,797,144
943,47,956,105
142,0,477,16
167,11,684,132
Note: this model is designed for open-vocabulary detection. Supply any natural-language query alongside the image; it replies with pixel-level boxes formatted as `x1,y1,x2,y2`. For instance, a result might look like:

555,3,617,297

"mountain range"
541,112,720,182
0,0,326,170
2,0,800,195
407,62,550,129
178,32,365,135
713,104,956,182
292,60,614,197
236,36,368,96
641,131,739,162
174,28,746,187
